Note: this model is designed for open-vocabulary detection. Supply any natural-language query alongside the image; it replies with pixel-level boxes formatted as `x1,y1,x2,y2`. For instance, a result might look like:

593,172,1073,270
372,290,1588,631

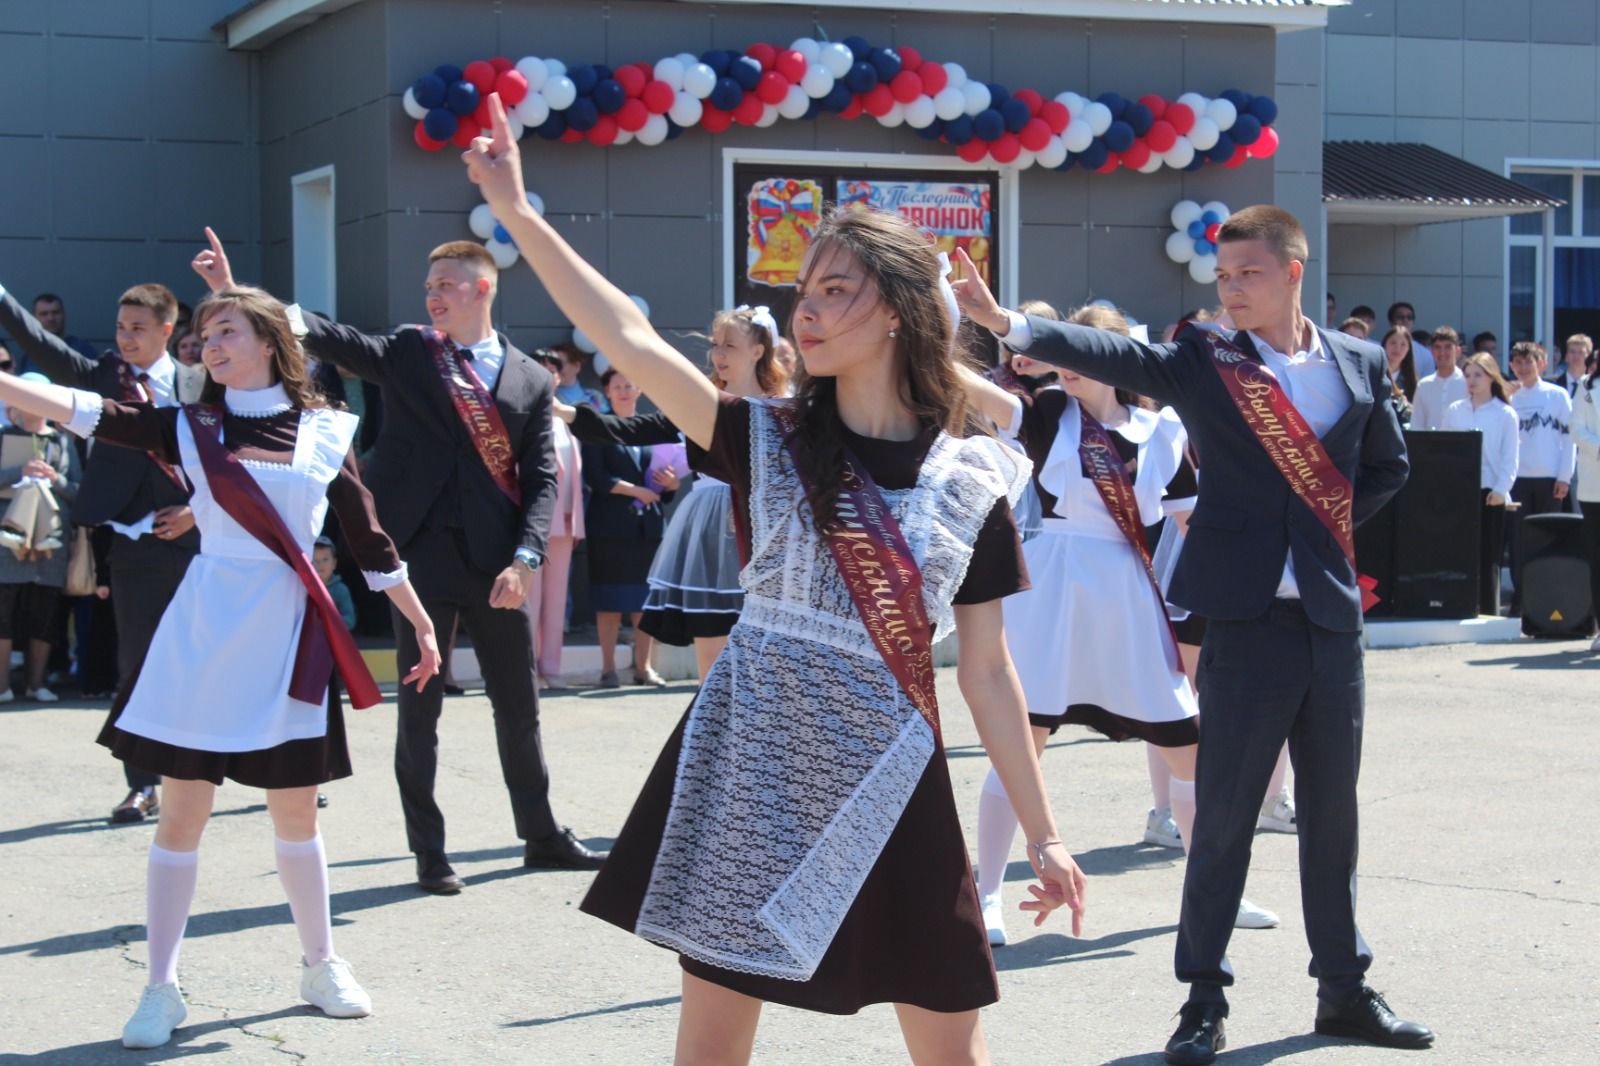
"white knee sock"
1266,744,1290,803
976,768,1020,900
275,835,334,965
1147,743,1172,810
145,845,199,987
1169,777,1197,858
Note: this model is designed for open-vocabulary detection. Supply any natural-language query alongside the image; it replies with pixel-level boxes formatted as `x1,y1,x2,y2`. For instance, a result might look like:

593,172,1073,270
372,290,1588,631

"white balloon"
636,114,670,146
612,128,634,146
629,294,651,319
653,57,686,91
525,190,545,216
1055,91,1086,118
962,81,991,116
942,62,969,90
790,37,821,63
876,101,905,127
1163,137,1195,169
1036,135,1068,169
543,57,567,79
485,238,519,269
1170,200,1204,231
505,114,525,141
778,84,811,120
801,64,835,99
402,87,428,120
904,95,937,128
571,327,598,354
1062,118,1094,152
513,93,550,128
669,90,703,127
1188,116,1220,151
820,42,854,78
1206,98,1238,131
755,102,780,127
674,53,699,70
541,75,577,111
1083,101,1112,136
1137,152,1164,174
592,352,610,376
1176,91,1208,114
1201,200,1232,223
516,57,548,92
1189,253,1219,284
932,86,966,121
682,62,717,100
1167,215,1200,250
469,203,497,240
1012,148,1036,170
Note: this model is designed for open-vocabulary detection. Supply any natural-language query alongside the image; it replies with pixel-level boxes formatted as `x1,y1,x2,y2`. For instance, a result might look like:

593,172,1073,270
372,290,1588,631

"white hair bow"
734,303,779,338
937,252,961,339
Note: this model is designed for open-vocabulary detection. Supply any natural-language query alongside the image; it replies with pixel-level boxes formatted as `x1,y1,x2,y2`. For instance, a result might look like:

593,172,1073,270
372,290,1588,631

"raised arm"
568,404,681,446
955,364,1023,435
0,371,180,460
0,286,101,387
462,96,718,448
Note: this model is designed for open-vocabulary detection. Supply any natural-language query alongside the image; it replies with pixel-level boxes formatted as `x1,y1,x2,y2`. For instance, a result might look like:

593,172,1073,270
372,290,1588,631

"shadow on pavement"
1097,1031,1336,1065
503,994,681,1028
0,1005,308,1064
0,804,267,848
1001,842,1178,885
993,924,1177,972
944,735,1106,761
1467,647,1600,670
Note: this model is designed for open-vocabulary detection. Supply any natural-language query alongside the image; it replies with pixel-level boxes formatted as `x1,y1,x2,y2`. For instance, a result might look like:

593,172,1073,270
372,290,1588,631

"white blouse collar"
224,383,293,417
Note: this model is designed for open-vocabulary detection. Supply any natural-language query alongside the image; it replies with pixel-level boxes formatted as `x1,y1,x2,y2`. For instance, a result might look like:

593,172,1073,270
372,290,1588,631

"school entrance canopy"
1323,141,1566,226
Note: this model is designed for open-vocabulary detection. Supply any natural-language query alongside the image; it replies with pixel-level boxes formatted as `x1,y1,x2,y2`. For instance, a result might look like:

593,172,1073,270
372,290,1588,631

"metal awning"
1324,141,1565,225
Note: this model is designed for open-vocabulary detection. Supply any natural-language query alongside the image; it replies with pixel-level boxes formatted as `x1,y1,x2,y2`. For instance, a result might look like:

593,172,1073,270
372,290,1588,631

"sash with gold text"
418,327,522,507
1197,329,1381,611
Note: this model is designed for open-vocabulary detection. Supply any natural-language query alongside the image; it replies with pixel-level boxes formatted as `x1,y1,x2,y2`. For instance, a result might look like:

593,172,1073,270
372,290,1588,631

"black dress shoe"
443,683,465,696
524,827,609,870
110,788,159,825
416,853,465,894
1315,986,1434,1049
1165,1002,1228,1065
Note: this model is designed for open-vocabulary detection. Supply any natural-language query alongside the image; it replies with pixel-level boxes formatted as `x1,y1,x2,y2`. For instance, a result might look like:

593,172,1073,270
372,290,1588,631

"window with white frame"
1507,166,1600,350
291,165,337,319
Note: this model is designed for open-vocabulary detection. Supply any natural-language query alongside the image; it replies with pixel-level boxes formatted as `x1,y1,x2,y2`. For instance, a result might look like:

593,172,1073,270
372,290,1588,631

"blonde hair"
709,307,790,397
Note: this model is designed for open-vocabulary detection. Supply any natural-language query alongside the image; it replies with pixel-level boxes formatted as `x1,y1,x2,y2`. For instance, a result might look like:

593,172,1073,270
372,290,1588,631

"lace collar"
224,383,293,417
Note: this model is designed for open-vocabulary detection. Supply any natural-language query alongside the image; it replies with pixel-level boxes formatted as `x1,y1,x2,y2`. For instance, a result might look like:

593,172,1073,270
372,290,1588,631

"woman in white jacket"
1443,353,1520,616
1569,351,1600,648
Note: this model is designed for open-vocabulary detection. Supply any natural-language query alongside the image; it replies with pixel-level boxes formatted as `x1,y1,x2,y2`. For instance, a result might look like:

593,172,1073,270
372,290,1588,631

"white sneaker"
1143,807,1183,849
1590,632,1600,653
121,982,187,1048
0,689,12,704
300,956,372,1018
1258,792,1297,834
979,892,1008,947
1235,898,1280,929
27,687,59,703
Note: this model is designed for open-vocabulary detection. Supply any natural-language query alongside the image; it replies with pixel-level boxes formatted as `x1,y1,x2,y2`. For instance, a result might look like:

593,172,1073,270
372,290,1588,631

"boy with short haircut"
1508,341,1578,610
313,536,358,630
1410,325,1467,430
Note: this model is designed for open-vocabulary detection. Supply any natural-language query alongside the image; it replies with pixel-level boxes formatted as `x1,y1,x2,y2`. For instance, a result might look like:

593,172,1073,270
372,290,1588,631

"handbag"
64,526,96,597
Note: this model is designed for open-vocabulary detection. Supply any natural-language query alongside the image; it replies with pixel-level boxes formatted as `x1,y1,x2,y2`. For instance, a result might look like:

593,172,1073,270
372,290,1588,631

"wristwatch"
512,547,542,573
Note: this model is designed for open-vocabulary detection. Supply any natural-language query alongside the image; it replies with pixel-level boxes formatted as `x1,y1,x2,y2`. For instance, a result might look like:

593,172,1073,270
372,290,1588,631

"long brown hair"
787,207,968,532
1381,324,1418,400
709,307,791,397
193,287,329,409
1462,352,1511,404
1066,304,1147,410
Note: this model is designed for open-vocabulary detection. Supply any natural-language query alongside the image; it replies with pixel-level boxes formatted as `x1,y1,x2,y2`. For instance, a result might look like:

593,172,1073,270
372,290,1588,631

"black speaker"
1354,496,1397,617
1391,431,1481,618
1519,513,1594,637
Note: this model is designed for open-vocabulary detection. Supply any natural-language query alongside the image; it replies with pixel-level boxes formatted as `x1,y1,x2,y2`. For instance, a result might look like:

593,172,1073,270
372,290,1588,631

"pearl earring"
888,328,897,338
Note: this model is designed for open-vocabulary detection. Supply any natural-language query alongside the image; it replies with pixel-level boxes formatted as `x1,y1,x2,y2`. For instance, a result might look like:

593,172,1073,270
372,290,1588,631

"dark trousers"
109,535,196,791
1179,600,1372,1007
1582,500,1600,625
1479,491,1508,617
1509,476,1562,610
393,528,558,857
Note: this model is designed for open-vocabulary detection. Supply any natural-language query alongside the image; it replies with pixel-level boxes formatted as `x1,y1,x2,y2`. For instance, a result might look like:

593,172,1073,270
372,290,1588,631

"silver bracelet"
1028,839,1064,859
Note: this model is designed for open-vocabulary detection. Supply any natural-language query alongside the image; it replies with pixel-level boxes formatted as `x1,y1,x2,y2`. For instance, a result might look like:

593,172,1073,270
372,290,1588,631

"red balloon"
642,79,675,114
1019,118,1052,152
560,127,584,143
733,92,765,125
1038,100,1070,135
838,96,864,120
701,105,734,133
1013,88,1043,116
494,70,529,106
1122,140,1152,169
1096,152,1122,173
919,62,948,96
413,121,446,151
745,42,777,70
1137,94,1168,119
1248,125,1280,159
862,83,896,117
956,138,989,163
1165,103,1195,135
775,49,807,83
1204,223,1222,242
473,97,495,129
890,70,924,105
586,114,618,146
489,56,513,74
616,99,649,132
989,132,1021,164
757,70,789,105
896,46,923,71
463,60,497,94
1225,143,1250,168
1145,119,1177,153
450,116,481,148
615,65,647,98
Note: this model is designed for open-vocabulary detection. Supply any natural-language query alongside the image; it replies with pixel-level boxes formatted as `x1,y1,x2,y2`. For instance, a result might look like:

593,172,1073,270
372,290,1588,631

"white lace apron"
634,402,1030,980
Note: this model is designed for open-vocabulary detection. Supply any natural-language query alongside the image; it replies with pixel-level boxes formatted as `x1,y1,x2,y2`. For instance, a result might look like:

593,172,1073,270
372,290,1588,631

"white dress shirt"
458,333,505,393
1442,397,1519,497
1410,367,1468,431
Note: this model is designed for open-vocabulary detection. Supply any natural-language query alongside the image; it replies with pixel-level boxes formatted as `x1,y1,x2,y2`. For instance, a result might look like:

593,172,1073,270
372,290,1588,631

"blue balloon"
422,108,458,141
943,114,974,145
1055,154,1076,172
592,64,614,83
1000,98,1030,133
412,74,447,109
986,82,1010,108
664,119,684,140
1188,220,1207,239
1230,114,1262,146
1096,91,1127,119
445,80,479,117
493,223,511,245
568,64,598,96
1247,95,1278,125
804,99,823,121
711,77,744,112
1207,132,1236,163
565,98,599,132
916,118,946,140
731,56,762,90
870,47,902,81
700,50,732,75
1080,140,1109,170
433,64,463,84
535,112,567,140
846,61,879,94
1125,102,1154,136
1104,120,1135,153
1200,210,1222,226
843,36,872,61
1194,237,1212,256
1184,154,1207,172
820,83,854,112
1220,89,1251,110
592,78,626,114
973,108,1005,142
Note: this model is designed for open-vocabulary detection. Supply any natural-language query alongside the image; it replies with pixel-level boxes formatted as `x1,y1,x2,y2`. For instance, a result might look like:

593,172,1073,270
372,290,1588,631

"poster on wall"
746,178,825,288
836,180,994,289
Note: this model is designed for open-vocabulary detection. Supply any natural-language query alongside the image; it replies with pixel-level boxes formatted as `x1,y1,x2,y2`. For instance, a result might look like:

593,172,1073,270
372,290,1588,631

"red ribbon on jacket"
1197,329,1381,612
418,327,522,507
183,405,382,709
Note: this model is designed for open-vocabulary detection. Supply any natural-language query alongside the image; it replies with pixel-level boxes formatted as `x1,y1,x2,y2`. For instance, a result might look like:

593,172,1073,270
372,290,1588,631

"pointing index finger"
488,92,512,155
205,226,223,256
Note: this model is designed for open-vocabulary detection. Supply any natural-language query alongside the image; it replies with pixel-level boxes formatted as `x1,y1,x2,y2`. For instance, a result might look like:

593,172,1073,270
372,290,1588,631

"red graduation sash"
1076,407,1183,670
418,327,522,507
773,405,940,739
182,405,382,710
1196,328,1380,611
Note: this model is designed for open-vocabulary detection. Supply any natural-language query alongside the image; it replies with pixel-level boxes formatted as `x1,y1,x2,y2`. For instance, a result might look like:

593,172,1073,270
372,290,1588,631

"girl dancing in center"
464,95,1084,1065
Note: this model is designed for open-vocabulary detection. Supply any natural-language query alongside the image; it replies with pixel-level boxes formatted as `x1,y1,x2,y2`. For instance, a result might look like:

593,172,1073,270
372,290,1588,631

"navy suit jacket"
1020,317,1408,633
